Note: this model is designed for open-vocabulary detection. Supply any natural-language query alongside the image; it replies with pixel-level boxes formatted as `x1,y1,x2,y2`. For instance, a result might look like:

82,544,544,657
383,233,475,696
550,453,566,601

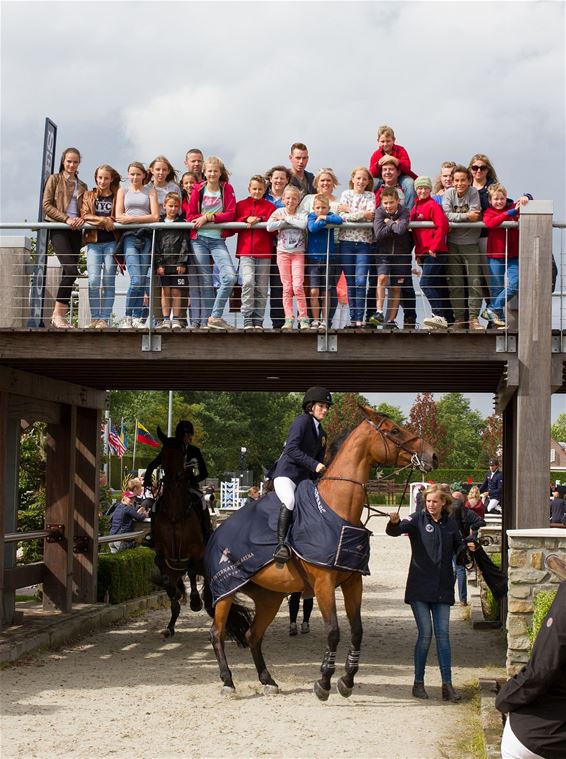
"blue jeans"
375,175,416,210
488,257,518,315
191,236,236,320
341,240,371,322
87,241,117,321
454,558,467,603
410,601,452,684
124,235,152,319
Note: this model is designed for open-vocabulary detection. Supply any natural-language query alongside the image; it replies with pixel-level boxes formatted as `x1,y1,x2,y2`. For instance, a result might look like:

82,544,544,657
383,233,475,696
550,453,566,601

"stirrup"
273,542,291,564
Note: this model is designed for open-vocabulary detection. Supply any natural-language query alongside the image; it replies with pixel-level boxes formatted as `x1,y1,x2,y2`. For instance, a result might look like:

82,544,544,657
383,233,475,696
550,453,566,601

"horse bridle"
320,417,428,523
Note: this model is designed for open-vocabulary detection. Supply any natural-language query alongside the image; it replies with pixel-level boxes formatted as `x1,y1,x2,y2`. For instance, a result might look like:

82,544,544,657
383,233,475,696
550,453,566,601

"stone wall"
505,528,566,673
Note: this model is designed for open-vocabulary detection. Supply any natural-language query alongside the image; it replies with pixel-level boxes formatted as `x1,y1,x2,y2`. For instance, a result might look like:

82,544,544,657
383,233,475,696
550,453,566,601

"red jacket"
185,181,236,240
234,197,276,258
369,143,417,179
409,196,449,255
483,203,519,259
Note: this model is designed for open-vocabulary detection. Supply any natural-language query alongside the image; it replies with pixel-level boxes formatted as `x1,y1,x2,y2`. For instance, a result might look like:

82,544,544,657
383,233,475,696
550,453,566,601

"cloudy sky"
1,0,565,419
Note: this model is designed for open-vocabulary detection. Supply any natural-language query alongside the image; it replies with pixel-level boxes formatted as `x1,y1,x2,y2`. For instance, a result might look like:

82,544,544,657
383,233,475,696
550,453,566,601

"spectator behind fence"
183,148,204,183
179,171,204,329
147,155,180,205
109,490,149,553
306,194,343,331
81,164,122,329
265,165,292,330
42,147,87,329
115,162,159,329
185,156,237,332
442,165,483,331
154,193,190,330
432,161,456,204
266,185,308,332
369,124,417,210
337,167,376,328
234,175,276,331
482,183,532,330
288,142,315,196
496,577,566,759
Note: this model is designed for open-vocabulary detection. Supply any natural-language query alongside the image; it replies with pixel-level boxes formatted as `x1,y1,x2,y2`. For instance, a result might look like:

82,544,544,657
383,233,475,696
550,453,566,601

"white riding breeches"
273,477,296,511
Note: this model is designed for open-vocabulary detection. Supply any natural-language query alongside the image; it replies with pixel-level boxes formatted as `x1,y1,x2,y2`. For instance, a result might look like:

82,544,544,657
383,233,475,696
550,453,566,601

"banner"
136,422,160,448
108,423,127,458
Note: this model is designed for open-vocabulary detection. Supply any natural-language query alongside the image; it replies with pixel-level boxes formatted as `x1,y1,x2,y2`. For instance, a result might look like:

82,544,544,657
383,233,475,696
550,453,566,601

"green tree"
436,393,487,468
551,413,566,443
408,393,448,461
478,413,503,467
18,423,47,562
375,402,406,426
324,392,368,446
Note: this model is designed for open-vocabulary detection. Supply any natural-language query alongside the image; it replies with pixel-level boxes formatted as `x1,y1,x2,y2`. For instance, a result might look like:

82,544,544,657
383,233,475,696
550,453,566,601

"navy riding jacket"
271,413,327,485
479,468,503,501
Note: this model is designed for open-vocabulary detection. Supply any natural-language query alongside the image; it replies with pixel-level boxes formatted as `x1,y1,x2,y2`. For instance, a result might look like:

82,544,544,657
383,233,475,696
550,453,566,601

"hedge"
97,546,156,604
529,589,558,648
483,552,501,620
379,467,485,485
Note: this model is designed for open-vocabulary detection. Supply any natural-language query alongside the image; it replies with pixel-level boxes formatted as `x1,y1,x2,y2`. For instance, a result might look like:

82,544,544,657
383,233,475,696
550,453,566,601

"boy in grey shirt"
442,165,483,330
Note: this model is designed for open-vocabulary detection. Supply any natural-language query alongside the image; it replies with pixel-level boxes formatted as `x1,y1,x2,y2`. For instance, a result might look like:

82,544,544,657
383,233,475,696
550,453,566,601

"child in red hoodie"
235,175,276,331
409,176,450,330
369,124,417,210
482,183,531,328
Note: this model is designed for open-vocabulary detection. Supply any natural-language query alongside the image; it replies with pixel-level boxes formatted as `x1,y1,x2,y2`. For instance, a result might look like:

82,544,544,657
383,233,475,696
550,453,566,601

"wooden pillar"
0,392,8,626
72,406,100,603
515,201,554,529
43,404,76,612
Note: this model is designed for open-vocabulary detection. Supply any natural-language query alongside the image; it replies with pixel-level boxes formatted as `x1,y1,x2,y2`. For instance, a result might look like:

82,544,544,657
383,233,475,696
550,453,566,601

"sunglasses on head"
471,164,488,172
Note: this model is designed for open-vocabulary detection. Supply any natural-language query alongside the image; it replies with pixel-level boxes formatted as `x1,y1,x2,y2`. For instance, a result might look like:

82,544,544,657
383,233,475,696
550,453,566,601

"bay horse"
208,405,437,699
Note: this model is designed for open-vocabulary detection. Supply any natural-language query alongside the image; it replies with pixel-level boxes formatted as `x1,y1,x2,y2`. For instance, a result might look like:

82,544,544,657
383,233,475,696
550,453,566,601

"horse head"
155,428,184,479
359,405,438,473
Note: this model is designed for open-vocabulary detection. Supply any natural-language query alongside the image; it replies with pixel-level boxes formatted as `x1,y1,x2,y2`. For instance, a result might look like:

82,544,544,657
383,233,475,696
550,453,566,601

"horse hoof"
313,681,331,701
222,685,236,697
336,677,353,698
161,628,173,639
263,684,279,696
190,596,203,612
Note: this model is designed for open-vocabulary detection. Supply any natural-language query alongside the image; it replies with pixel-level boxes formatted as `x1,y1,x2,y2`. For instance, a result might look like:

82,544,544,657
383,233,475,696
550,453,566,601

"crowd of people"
42,127,532,332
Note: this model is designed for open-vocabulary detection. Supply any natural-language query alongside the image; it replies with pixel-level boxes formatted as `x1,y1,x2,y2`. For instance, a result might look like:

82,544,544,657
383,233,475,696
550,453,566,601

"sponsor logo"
425,523,434,533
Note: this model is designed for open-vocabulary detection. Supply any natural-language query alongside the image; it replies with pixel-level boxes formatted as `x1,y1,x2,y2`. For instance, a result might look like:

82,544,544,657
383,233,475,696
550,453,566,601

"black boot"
273,506,293,563
412,682,429,699
442,683,461,702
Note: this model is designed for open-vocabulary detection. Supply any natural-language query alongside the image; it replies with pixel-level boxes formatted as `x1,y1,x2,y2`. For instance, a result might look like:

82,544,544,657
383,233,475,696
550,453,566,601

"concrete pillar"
515,202,554,529
0,237,32,328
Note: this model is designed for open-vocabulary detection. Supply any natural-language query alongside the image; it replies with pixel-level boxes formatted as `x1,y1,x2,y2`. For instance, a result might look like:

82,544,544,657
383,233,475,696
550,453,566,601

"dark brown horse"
208,405,437,698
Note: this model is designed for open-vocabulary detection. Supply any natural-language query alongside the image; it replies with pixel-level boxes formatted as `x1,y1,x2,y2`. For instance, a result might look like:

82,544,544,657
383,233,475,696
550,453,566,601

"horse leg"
336,574,363,698
244,587,287,694
187,568,203,612
162,577,182,639
313,577,340,701
210,596,237,694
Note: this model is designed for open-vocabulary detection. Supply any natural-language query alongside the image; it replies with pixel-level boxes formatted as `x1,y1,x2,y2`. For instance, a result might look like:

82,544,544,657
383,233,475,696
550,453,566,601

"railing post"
0,237,32,328
515,201,554,529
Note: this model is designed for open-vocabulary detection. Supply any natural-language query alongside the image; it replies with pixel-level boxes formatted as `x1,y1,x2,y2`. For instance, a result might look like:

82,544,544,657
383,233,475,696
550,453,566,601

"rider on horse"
144,419,213,543
270,386,332,563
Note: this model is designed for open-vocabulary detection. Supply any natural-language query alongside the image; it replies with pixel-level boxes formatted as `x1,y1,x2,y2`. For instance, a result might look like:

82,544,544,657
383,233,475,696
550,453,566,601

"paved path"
2,511,506,759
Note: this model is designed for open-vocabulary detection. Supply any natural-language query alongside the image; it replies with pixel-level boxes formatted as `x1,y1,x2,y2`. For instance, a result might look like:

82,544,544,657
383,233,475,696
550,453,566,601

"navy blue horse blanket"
205,479,371,605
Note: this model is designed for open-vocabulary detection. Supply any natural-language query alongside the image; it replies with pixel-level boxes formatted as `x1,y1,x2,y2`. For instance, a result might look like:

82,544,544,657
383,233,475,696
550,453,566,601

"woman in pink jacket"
185,156,236,331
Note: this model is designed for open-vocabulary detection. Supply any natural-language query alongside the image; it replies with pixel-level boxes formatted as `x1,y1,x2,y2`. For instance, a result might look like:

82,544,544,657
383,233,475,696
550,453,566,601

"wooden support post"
0,392,8,627
72,406,100,603
515,201,554,529
43,404,76,612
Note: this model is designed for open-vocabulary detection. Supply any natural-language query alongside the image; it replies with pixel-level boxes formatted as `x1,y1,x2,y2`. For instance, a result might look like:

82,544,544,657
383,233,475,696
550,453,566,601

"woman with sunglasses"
467,154,499,314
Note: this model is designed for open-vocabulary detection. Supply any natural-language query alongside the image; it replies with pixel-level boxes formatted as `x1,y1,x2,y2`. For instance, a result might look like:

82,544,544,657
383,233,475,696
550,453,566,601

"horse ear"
358,404,379,422
157,426,167,443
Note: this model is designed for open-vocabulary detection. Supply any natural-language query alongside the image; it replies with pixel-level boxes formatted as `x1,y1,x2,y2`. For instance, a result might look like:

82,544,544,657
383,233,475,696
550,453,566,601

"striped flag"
136,422,160,448
108,423,127,457
120,421,128,452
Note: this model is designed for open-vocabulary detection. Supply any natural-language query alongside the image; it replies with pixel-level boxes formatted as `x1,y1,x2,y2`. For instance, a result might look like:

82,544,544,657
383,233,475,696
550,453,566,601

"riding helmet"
302,386,333,410
175,420,194,438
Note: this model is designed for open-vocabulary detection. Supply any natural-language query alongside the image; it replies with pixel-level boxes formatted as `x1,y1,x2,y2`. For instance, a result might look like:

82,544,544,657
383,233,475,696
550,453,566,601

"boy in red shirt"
370,124,417,210
234,175,276,331
410,176,450,330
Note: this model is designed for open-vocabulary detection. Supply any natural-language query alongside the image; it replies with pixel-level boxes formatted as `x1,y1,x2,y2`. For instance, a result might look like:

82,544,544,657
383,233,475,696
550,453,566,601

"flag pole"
106,412,111,491
120,416,125,485
133,418,138,472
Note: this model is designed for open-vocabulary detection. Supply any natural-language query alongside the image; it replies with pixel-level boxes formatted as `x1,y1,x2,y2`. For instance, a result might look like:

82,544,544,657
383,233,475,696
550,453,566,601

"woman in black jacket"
387,485,476,702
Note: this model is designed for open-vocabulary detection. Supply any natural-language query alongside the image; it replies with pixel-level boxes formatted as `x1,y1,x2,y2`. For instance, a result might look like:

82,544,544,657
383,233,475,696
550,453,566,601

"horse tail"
201,577,251,648
225,603,252,648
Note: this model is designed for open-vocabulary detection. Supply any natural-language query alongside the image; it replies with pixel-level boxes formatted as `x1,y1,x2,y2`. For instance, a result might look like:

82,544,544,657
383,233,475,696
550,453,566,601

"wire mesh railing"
2,218,562,334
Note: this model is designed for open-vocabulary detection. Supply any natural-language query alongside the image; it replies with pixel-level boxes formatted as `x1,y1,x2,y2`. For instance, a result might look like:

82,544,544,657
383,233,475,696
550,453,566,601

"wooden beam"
43,405,76,612
72,406,100,603
0,366,106,410
3,562,44,590
515,202,554,529
496,359,519,412
8,395,61,423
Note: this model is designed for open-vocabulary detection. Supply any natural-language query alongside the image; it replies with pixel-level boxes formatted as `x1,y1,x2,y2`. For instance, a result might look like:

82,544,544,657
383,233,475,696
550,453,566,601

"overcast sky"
1,0,565,419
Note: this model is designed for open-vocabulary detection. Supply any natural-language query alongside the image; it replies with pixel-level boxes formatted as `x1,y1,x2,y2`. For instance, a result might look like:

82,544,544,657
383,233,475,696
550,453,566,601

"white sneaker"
423,315,448,330
207,316,232,331
119,316,133,329
171,319,182,330
131,317,146,329
299,318,310,331
281,318,294,331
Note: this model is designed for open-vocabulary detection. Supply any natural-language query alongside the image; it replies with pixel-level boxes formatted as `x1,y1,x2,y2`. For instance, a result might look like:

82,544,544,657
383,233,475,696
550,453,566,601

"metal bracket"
317,334,337,353
73,535,89,554
495,335,517,353
46,524,65,543
141,334,162,352
552,335,564,353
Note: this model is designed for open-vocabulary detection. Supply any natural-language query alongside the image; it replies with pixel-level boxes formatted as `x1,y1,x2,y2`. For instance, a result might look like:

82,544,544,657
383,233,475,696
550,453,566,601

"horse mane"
326,412,391,464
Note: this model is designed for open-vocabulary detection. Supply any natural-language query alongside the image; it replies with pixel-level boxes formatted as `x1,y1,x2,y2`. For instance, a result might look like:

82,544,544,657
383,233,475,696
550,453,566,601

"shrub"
529,589,557,647
97,546,156,604
482,552,501,620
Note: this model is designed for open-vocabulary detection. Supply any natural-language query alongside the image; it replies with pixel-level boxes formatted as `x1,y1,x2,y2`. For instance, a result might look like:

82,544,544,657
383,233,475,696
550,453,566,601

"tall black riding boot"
273,505,293,563
200,506,213,544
